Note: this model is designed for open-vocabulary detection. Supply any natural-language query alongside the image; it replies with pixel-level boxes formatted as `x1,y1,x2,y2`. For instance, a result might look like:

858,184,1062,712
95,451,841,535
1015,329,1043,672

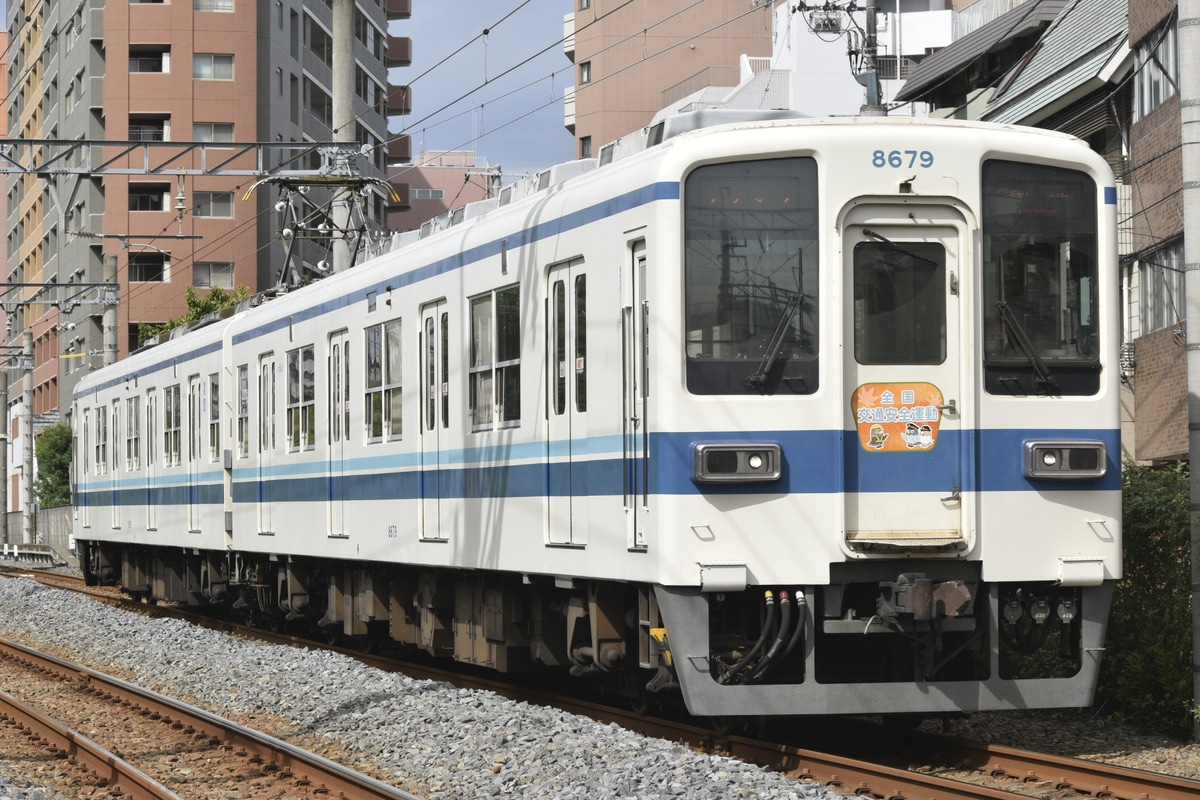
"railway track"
0,633,420,800
4,566,1199,800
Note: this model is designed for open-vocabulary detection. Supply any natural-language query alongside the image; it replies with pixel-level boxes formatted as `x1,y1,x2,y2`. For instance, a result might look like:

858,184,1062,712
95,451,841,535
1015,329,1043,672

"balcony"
386,0,411,21
387,36,412,68
387,85,412,117
388,135,412,164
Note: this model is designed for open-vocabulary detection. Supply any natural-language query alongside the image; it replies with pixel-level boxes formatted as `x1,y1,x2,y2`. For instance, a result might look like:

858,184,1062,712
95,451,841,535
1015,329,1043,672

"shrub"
1095,461,1192,735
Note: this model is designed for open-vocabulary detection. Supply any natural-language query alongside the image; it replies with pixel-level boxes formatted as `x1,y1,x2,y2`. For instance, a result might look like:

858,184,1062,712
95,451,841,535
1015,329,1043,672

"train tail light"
1023,440,1106,479
693,442,782,483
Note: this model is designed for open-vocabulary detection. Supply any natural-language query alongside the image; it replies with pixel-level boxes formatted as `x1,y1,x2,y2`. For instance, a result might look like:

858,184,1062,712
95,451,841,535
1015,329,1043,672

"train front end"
649,118,1121,717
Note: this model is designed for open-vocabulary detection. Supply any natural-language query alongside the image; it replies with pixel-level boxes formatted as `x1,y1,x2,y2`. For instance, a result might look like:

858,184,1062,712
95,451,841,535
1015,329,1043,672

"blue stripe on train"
75,427,1120,509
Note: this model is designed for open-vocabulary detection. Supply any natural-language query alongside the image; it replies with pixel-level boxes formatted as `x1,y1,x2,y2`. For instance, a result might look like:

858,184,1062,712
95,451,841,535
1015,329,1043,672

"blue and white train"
73,112,1121,718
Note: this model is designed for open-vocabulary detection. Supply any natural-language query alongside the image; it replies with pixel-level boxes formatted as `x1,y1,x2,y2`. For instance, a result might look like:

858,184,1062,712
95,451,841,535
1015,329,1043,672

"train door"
258,353,277,534
328,330,350,537
420,301,449,541
842,212,966,551
146,390,156,530
624,243,648,550
110,401,120,530
80,410,90,529
546,260,588,546
187,375,203,531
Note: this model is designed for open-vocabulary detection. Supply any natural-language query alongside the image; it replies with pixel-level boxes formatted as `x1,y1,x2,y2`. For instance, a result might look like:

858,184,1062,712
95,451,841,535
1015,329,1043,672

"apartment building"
4,0,411,424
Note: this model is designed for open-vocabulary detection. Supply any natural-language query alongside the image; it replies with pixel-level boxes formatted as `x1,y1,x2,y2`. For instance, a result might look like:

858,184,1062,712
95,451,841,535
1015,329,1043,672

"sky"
388,0,577,180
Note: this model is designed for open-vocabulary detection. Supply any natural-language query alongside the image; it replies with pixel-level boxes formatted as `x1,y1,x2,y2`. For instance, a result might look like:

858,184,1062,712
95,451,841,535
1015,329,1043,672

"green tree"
138,285,252,346
34,422,73,508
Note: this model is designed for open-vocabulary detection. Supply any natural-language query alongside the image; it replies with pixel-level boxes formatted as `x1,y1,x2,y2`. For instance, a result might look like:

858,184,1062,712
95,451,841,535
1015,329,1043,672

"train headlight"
693,442,782,483
1023,440,1106,479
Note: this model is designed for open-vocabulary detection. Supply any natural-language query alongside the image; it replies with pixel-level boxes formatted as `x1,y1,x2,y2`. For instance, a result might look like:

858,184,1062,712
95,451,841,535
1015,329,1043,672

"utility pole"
21,329,32,545
1180,0,1200,742
857,2,886,116
331,0,356,274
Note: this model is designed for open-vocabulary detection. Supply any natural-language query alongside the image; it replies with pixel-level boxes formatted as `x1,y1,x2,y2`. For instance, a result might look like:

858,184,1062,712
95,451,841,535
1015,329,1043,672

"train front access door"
842,209,968,552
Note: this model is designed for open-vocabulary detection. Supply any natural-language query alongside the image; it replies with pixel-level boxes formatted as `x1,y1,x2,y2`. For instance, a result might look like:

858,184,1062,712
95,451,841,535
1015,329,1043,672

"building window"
194,191,234,218
580,136,592,159
194,261,234,289
469,285,521,431
1135,18,1178,122
129,183,170,211
1140,240,1185,334
287,345,316,451
194,53,234,80
130,253,168,282
364,319,402,441
129,46,170,73
193,122,234,142
164,384,182,466
413,188,444,200
129,115,168,141
579,61,591,84
195,0,234,10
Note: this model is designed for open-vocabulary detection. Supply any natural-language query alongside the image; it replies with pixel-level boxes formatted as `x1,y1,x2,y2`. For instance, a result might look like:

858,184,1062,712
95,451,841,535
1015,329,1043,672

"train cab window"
470,286,520,431
287,345,316,451
164,384,182,466
683,158,819,394
365,320,402,441
853,242,946,365
982,161,1100,396
236,365,249,457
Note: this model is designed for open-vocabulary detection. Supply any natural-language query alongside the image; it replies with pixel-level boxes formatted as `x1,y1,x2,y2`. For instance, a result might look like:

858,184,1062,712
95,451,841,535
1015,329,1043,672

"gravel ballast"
0,576,831,799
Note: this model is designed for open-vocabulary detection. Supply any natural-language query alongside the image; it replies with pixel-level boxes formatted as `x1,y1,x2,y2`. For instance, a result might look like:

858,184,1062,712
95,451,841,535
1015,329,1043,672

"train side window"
440,312,449,429
111,402,120,474
82,410,90,475
425,316,436,431
575,275,586,412
164,384,182,466
552,279,566,416
126,396,141,471
188,376,203,464
683,157,820,395
287,344,316,452
146,391,157,467
209,372,220,461
981,160,1100,396
259,355,276,453
471,285,520,431
365,320,402,441
385,320,402,438
94,406,107,475
236,365,249,457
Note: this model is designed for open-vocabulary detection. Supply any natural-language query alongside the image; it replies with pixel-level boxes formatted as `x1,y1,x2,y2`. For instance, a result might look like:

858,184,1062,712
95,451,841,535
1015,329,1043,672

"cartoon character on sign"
902,422,922,449
868,424,888,449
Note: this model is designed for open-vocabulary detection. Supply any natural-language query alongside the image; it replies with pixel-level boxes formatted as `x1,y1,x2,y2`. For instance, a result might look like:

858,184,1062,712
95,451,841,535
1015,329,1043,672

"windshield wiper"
862,228,942,268
744,292,806,390
995,300,1056,389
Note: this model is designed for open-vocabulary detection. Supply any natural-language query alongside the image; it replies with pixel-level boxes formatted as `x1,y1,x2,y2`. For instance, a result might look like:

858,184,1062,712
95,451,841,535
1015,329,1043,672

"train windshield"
683,158,819,395
981,160,1100,396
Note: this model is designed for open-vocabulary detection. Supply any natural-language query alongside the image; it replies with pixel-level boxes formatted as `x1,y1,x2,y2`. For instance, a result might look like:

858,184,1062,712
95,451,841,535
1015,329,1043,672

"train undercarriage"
78,541,1105,717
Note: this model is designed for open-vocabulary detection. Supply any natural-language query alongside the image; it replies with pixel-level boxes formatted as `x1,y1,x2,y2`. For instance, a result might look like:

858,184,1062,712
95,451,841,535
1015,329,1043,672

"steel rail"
0,636,422,800
0,688,185,800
